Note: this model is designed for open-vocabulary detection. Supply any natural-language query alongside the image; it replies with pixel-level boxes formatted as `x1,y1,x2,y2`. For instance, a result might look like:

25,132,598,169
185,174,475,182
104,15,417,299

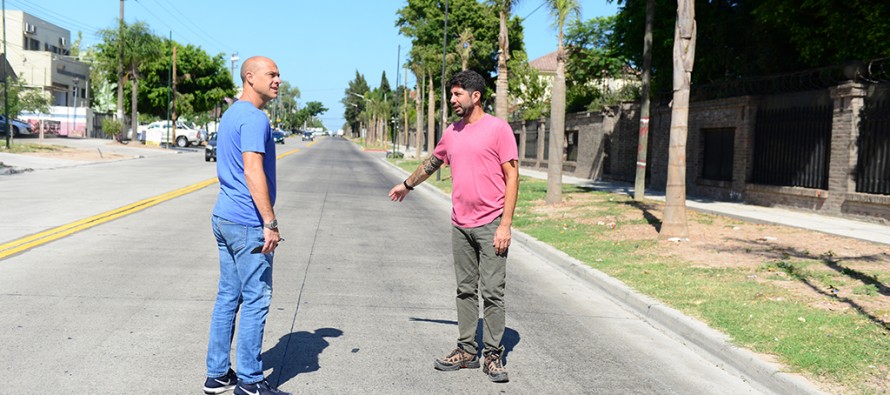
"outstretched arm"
388,154,445,202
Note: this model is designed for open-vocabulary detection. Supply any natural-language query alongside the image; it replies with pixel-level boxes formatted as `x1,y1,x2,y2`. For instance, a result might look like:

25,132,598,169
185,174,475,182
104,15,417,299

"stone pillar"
519,122,527,161
733,97,757,201
537,117,547,167
826,82,867,213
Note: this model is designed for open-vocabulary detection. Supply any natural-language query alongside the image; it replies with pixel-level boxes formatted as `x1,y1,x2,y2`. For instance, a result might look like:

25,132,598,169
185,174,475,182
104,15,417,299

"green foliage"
342,71,371,133
0,78,51,119
95,21,235,121
564,16,638,112
274,81,302,129
138,41,235,120
509,58,550,120
101,118,124,137
752,0,890,66
294,101,328,128
608,0,890,95
397,0,523,104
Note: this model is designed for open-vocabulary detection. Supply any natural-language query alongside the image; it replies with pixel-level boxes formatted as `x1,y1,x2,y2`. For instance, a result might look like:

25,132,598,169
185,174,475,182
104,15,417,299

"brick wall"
497,80,889,223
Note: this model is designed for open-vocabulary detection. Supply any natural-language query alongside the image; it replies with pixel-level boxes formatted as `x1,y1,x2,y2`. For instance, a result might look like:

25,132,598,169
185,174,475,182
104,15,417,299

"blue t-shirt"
212,101,277,226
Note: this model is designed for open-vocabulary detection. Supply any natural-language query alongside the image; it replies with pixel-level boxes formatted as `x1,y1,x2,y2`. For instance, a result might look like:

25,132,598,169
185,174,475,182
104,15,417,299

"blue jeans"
207,215,273,384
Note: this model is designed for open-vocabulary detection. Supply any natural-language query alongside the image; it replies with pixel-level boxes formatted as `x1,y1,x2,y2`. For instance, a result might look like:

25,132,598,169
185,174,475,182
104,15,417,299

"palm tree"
100,21,161,140
490,0,521,120
660,0,697,239
456,28,475,71
121,22,161,140
411,63,425,159
545,0,580,205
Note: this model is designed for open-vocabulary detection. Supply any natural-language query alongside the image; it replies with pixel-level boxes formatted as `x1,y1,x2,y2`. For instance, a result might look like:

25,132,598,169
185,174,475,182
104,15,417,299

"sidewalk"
519,168,890,246
0,137,185,173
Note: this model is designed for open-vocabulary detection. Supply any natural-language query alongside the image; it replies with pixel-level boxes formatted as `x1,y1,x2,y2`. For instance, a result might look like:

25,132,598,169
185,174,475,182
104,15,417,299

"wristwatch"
263,219,278,229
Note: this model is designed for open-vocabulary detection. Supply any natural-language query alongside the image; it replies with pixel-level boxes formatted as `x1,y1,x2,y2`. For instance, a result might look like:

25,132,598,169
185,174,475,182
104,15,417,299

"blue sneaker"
234,380,291,395
203,369,237,394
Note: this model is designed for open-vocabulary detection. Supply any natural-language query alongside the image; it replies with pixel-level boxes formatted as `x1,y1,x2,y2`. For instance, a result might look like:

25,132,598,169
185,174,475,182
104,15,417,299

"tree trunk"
130,74,138,141
495,9,509,120
634,0,655,201
427,73,435,155
660,0,696,239
415,69,424,159
546,44,567,205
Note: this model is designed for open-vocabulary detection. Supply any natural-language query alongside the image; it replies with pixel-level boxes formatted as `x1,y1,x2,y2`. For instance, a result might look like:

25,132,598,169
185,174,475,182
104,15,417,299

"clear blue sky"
11,0,617,130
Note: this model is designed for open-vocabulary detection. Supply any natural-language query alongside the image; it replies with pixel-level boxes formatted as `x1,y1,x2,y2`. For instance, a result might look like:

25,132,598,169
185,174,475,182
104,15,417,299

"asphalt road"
0,137,772,394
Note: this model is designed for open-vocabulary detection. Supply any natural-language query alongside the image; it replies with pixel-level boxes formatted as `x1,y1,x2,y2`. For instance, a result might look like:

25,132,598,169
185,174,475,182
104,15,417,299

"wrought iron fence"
751,105,832,189
689,57,890,102
857,86,890,195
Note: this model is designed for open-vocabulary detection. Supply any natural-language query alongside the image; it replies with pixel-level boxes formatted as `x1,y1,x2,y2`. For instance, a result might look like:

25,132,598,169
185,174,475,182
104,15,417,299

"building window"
23,36,40,50
701,128,734,182
566,130,579,162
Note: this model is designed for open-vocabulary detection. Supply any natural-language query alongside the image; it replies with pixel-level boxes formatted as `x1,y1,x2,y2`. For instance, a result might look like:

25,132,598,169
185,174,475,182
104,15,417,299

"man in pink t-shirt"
389,70,519,383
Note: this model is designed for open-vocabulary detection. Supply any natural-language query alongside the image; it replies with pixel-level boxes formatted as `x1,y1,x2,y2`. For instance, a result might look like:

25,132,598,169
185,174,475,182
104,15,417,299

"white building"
1,10,91,136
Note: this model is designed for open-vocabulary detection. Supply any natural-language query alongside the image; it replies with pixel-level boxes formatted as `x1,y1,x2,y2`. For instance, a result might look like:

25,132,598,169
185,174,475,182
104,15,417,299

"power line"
10,0,106,40
130,0,176,35
150,0,235,54
521,1,547,20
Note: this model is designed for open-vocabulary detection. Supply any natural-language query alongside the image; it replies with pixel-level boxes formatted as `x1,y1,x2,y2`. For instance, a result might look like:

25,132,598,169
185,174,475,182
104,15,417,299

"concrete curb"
511,231,826,395
374,153,826,395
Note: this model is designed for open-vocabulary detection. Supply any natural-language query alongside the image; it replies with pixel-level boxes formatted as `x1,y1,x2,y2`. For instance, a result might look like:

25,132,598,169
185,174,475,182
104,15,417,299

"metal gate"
751,104,832,189
857,87,890,195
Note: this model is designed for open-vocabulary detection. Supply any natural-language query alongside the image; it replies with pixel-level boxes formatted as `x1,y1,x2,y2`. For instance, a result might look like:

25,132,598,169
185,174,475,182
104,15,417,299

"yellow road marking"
1,145,306,260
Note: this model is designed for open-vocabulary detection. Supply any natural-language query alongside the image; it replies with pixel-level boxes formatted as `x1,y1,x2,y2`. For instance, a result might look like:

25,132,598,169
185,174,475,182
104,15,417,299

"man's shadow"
409,317,521,363
263,327,343,387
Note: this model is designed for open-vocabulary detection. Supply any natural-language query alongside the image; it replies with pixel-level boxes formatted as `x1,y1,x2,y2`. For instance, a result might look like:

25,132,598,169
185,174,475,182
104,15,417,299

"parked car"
301,131,314,141
142,120,202,147
205,132,217,162
0,115,35,136
272,130,286,144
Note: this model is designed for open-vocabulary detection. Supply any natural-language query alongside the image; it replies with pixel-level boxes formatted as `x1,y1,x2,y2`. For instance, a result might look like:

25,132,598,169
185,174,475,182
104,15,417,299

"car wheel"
176,136,189,147
12,126,19,136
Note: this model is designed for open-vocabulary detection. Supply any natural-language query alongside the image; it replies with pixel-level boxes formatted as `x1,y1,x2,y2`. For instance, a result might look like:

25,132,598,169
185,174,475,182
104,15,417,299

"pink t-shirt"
433,113,518,227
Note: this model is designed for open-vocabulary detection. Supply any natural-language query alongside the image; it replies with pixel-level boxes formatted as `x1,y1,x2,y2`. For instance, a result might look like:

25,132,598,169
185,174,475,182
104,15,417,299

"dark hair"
449,70,486,98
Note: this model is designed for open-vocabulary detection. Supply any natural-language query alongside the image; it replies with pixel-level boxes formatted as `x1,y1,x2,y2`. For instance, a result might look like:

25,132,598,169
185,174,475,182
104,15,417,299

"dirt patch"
545,194,890,320
20,145,127,161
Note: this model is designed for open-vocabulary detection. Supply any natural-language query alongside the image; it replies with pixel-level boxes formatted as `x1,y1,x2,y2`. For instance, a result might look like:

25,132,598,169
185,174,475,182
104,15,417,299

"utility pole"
116,0,124,122
438,0,449,181
165,31,171,146
171,44,177,144
393,45,400,158
403,64,408,153
3,0,10,149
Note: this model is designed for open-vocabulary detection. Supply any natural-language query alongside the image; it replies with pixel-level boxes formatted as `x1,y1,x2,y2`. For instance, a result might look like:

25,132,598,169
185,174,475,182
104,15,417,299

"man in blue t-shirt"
203,56,291,395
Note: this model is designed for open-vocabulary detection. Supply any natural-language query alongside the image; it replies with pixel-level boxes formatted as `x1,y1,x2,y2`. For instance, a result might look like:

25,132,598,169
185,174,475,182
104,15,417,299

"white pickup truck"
142,120,203,147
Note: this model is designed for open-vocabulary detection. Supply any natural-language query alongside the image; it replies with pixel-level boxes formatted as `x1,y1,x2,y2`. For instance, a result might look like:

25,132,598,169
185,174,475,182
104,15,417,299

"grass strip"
389,157,890,393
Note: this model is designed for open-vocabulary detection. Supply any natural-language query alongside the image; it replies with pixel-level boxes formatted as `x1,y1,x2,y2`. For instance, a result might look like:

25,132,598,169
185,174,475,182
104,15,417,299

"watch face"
269,219,278,228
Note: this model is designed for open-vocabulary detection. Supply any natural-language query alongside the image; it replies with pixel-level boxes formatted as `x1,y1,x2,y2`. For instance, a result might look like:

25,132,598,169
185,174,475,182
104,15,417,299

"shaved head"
240,56,275,83
238,55,281,108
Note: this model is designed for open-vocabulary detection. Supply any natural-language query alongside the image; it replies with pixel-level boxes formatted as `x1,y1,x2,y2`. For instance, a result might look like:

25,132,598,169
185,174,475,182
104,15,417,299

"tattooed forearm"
423,155,444,175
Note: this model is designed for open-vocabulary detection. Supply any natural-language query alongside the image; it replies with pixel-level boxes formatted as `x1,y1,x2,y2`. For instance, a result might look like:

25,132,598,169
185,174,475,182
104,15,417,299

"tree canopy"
608,0,890,94
94,22,236,123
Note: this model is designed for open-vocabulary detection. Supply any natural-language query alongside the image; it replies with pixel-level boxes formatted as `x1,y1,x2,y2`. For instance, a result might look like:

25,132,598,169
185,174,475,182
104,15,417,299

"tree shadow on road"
263,327,343,388
409,317,521,364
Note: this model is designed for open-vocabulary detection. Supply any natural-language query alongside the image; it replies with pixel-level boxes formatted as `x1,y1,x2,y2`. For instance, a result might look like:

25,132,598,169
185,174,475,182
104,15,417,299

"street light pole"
230,52,240,85
2,0,9,149
438,0,450,181
72,77,79,135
